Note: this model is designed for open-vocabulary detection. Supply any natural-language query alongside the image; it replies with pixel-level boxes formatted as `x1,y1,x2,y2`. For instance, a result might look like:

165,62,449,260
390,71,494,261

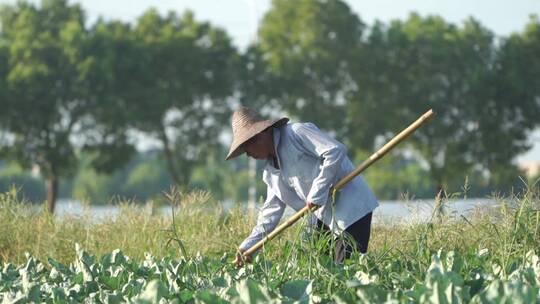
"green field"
0,188,539,303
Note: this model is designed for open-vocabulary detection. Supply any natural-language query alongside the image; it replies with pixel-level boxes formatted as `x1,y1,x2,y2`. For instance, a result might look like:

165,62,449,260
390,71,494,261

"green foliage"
356,151,436,200
122,161,171,201
0,0,88,197
0,2,538,299
0,164,45,202
190,146,267,203
1,247,539,303
0,189,539,302
258,0,364,136
72,166,114,204
82,18,140,174
71,151,172,204
0,0,539,207
346,13,539,191
0,1,238,209
255,2,540,195
126,8,237,187
0,0,137,211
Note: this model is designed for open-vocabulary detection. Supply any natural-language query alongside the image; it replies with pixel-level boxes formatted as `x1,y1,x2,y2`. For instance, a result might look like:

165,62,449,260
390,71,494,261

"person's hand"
306,201,318,209
234,250,252,267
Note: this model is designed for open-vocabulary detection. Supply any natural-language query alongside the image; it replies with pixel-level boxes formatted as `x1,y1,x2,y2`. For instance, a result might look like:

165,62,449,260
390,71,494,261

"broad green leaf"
178,290,194,302
99,275,120,290
134,279,169,303
235,279,272,303
48,258,72,277
194,290,229,304
280,280,313,302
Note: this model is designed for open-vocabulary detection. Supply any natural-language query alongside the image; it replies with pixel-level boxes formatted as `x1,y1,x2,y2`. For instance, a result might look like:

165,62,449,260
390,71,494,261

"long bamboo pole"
242,109,435,257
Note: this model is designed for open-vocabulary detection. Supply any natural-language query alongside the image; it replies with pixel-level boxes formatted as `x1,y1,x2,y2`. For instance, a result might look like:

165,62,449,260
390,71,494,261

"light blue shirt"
239,122,379,252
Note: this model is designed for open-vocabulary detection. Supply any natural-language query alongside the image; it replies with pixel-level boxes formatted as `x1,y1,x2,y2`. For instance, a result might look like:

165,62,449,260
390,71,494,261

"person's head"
225,107,288,161
242,127,274,160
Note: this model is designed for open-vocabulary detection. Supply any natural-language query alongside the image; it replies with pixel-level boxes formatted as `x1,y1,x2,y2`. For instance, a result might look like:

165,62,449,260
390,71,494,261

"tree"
347,13,536,194
81,19,139,172
0,26,7,112
345,20,412,150
0,163,47,202
0,18,8,153
236,45,278,113
0,0,89,212
257,0,365,136
493,16,540,161
127,9,237,187
0,0,136,212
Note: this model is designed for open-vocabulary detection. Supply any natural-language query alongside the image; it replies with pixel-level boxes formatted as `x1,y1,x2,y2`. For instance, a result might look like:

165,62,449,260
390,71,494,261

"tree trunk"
435,184,444,200
46,176,59,214
160,126,182,186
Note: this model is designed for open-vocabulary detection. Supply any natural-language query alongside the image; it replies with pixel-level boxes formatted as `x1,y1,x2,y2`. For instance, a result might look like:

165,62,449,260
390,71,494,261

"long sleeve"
238,187,286,252
291,123,346,206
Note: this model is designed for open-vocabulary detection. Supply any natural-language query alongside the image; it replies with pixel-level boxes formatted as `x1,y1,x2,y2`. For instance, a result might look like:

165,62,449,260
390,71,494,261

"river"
53,197,497,225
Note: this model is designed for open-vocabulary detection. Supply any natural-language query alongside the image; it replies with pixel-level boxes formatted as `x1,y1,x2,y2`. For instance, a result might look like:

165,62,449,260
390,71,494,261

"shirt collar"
267,126,282,170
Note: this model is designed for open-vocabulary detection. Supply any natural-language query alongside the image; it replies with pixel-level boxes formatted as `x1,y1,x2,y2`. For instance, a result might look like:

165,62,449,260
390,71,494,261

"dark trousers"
315,212,373,261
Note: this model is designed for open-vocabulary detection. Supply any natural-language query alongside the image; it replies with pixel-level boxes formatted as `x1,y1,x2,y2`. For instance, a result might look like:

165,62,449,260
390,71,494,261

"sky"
1,0,539,162
2,0,539,49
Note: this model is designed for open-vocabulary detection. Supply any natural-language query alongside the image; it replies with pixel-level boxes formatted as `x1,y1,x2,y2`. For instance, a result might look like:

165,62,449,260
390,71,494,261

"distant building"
518,161,540,177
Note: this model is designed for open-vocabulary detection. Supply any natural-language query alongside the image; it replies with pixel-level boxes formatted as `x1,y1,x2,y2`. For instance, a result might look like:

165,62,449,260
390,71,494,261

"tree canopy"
0,0,539,206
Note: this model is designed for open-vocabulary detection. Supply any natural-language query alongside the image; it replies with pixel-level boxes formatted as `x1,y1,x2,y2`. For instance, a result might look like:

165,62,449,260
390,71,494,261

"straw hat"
226,107,289,160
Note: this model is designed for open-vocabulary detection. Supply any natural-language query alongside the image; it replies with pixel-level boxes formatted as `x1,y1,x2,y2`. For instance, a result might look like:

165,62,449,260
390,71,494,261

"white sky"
2,0,538,48
1,0,539,161
76,0,540,48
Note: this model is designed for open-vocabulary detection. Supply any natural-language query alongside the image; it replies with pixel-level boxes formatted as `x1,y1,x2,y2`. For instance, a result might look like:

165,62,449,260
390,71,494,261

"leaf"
48,258,72,277
194,290,229,304
84,281,100,294
236,279,272,303
446,251,463,273
355,285,389,303
178,290,194,302
212,277,228,288
23,253,36,272
99,275,120,290
102,293,123,304
50,287,67,303
26,284,41,303
332,293,356,304
75,244,95,282
134,279,169,303
353,271,378,285
102,249,127,268
473,280,540,304
281,280,313,302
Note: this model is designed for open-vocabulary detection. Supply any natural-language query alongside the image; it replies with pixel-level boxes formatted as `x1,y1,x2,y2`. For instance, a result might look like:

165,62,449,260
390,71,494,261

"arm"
291,123,347,206
238,188,286,254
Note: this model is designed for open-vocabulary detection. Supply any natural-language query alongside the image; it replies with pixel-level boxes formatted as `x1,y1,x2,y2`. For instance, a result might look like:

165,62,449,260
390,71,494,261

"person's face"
243,129,273,160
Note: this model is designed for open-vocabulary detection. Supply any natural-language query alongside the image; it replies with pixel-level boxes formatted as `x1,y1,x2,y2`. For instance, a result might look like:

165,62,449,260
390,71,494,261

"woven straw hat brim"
226,117,289,160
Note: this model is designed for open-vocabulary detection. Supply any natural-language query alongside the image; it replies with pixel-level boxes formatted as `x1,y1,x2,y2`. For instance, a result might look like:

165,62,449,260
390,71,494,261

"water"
53,197,498,225
371,198,495,224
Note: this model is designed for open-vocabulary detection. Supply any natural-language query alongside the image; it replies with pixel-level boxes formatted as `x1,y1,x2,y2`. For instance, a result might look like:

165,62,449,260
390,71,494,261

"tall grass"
0,188,254,264
0,186,538,274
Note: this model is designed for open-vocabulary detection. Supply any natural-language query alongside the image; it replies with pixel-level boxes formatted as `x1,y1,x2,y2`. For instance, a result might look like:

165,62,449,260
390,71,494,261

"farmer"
226,107,379,266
